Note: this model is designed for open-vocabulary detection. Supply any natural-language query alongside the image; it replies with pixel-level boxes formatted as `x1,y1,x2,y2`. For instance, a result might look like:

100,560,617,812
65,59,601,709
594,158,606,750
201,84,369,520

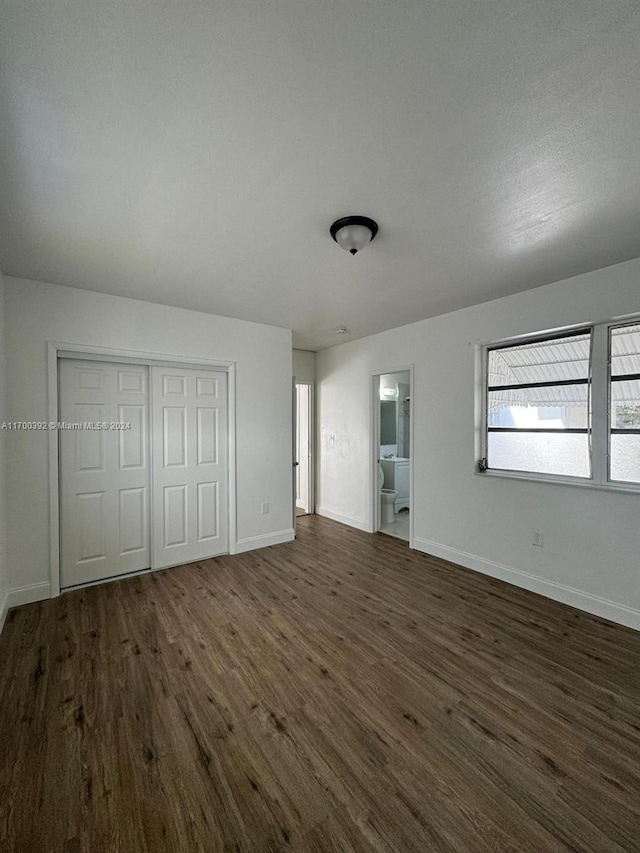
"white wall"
317,258,640,629
4,277,293,604
293,349,316,383
0,271,7,628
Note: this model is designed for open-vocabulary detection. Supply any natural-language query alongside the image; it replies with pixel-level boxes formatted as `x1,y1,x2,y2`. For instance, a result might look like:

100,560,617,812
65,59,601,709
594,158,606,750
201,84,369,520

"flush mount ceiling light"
330,216,378,256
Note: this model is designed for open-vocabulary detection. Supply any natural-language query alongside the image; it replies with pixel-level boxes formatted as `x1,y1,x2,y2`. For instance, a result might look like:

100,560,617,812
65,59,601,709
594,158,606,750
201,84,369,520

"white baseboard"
413,537,640,631
235,529,295,554
316,507,372,533
0,582,52,634
7,582,52,609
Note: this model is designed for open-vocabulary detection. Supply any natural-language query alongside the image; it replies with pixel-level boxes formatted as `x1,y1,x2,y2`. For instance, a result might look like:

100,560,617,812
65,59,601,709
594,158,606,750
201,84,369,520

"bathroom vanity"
380,458,410,512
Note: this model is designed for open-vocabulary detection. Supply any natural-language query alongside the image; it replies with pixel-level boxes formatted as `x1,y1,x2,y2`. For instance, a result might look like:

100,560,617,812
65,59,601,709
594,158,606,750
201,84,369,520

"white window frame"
478,317,640,494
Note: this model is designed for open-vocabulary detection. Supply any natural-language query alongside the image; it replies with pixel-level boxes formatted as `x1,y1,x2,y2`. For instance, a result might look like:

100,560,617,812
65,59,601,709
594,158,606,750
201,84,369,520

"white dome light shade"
330,216,378,255
335,223,373,254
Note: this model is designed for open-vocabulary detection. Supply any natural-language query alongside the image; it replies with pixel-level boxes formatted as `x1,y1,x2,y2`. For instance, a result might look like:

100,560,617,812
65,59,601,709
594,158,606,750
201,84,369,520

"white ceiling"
1,1,639,351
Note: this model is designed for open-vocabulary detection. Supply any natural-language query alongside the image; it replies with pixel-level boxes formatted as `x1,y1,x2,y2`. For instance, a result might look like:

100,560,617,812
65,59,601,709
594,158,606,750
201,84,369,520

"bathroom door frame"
370,364,415,545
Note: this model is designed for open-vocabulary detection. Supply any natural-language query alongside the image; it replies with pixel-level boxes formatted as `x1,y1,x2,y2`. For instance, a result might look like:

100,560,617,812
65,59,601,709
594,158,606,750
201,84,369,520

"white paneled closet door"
152,366,228,569
59,360,151,588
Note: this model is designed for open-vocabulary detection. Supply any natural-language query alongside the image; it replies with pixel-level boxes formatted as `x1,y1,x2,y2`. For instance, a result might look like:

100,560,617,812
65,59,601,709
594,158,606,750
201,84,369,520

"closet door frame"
47,341,237,597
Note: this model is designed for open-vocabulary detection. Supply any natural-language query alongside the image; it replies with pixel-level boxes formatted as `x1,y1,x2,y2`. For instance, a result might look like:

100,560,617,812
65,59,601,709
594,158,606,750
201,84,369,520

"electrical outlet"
532,531,543,547
261,501,269,515
329,433,336,445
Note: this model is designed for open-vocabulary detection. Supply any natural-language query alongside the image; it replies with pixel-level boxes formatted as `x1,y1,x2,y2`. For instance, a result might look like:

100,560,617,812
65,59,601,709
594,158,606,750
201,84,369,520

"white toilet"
378,464,398,525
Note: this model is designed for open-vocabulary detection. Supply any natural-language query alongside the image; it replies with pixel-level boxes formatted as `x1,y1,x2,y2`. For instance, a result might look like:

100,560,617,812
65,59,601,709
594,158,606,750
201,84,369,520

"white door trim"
369,364,415,546
47,341,237,597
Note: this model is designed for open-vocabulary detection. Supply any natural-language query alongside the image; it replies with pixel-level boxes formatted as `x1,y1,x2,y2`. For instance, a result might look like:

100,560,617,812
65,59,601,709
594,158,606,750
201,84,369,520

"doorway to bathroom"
372,367,413,543
294,382,314,518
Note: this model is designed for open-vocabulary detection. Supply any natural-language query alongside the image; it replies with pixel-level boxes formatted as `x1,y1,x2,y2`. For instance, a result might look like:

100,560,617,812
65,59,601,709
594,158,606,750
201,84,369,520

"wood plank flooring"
1,515,639,852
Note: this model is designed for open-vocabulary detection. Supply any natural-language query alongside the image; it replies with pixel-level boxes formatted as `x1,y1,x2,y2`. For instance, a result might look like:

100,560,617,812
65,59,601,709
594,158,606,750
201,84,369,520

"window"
486,331,592,478
482,318,640,488
610,322,640,484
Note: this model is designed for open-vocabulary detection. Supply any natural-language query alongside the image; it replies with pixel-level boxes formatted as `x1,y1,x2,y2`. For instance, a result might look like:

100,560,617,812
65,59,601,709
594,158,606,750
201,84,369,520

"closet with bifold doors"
58,358,229,588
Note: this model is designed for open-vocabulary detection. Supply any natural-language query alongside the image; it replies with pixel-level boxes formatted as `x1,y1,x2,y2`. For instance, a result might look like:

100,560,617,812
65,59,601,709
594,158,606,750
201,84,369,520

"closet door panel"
152,366,228,568
59,360,151,587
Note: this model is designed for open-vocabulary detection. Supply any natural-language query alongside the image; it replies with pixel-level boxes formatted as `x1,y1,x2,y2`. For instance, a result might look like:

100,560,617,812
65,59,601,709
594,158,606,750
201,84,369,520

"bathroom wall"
397,382,410,458
380,445,398,458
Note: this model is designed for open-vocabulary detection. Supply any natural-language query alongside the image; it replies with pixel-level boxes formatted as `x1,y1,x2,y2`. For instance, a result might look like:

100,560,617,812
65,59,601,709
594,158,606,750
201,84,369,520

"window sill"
477,468,640,495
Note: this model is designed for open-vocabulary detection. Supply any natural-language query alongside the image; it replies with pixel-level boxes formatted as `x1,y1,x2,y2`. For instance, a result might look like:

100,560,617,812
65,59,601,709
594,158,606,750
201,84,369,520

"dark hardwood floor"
1,515,639,852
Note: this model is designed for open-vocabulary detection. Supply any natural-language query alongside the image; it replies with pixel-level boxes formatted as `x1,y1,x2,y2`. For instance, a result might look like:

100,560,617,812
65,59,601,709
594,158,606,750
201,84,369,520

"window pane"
488,432,590,477
488,332,590,387
488,384,588,429
610,323,640,377
610,435,640,483
611,378,640,429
